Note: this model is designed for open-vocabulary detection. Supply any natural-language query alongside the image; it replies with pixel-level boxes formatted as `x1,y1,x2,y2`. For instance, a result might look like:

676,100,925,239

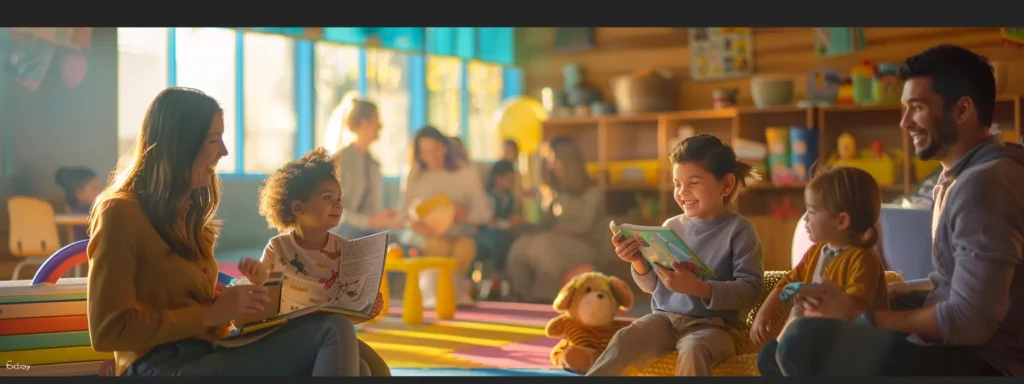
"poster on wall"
11,28,92,50
689,28,754,81
3,34,57,91
813,28,866,58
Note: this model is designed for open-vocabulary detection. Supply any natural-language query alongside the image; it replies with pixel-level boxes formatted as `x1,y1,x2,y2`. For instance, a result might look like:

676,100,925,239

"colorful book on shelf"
0,315,89,336
609,220,715,278
0,345,112,365
0,300,87,319
0,331,91,352
0,278,87,305
221,231,390,344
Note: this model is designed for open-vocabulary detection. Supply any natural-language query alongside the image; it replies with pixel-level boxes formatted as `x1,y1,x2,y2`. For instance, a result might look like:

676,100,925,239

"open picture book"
218,231,390,346
609,221,714,278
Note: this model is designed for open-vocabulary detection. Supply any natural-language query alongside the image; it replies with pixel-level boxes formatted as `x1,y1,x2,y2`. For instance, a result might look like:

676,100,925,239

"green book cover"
609,221,715,278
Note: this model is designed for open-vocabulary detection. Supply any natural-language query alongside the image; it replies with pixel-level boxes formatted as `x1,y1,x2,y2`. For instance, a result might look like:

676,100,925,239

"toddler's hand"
368,292,385,318
749,314,773,345
238,258,268,285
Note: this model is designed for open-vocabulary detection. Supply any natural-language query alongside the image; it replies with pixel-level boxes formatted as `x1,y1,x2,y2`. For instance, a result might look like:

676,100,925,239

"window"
467,61,504,161
242,32,297,174
426,56,463,137
313,43,361,153
116,28,168,156
365,49,412,177
174,28,238,173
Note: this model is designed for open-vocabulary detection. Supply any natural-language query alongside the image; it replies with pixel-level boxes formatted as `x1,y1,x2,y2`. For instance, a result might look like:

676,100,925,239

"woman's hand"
200,285,272,327
237,258,268,285
453,204,469,222
411,220,439,237
368,292,384,318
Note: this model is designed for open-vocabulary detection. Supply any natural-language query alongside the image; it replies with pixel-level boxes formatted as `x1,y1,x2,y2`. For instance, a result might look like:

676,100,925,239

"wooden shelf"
541,96,1021,267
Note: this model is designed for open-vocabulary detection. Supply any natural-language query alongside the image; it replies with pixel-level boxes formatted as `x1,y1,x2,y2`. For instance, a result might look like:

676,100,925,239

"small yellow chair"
7,197,63,280
379,250,459,325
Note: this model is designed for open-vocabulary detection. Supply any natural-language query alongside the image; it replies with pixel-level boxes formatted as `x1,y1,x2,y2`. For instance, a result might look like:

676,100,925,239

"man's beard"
916,112,958,160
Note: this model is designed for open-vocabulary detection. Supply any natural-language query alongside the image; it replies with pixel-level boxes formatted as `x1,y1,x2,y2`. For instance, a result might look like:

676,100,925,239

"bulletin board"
688,28,754,81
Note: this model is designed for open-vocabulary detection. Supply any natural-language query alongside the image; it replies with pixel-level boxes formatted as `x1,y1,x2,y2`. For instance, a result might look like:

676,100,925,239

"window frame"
118,27,523,180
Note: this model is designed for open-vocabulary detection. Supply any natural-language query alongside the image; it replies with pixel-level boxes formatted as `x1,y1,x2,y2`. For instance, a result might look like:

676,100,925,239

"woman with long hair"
399,125,493,307
332,96,398,239
505,135,609,303
87,87,387,376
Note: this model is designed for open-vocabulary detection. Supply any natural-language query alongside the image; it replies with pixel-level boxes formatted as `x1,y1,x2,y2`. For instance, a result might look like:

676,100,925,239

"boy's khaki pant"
586,311,740,376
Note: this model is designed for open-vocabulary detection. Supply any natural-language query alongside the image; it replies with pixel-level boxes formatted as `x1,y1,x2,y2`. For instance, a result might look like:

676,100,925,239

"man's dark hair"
898,44,997,126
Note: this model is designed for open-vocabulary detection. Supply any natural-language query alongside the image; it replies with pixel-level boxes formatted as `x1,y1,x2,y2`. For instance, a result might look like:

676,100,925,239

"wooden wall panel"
518,27,1024,111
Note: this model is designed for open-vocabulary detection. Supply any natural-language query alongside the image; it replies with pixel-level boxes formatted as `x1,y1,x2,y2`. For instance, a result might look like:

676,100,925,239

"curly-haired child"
237,147,383,317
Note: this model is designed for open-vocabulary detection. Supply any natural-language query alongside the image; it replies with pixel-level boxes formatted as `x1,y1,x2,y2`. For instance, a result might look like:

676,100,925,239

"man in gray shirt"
769,45,1024,376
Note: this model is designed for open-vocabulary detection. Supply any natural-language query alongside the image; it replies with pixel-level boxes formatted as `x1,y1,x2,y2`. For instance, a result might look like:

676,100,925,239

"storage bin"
830,150,896,186
607,160,661,186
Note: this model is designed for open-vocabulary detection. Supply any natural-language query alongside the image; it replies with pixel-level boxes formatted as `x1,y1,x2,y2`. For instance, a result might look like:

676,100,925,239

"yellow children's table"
379,254,458,325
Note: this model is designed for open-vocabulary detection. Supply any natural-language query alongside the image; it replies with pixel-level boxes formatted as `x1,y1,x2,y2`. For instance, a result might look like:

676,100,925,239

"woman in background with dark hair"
400,126,493,307
55,167,100,241
505,136,608,303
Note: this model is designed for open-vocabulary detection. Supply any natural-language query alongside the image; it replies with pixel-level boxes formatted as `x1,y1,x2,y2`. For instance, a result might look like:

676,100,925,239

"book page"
331,231,388,314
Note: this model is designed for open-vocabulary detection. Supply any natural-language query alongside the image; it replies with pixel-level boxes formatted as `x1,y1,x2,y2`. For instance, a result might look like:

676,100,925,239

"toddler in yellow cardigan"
752,167,890,376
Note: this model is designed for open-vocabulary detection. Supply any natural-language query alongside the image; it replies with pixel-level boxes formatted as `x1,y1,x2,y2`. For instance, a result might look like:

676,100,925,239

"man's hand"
654,261,710,297
795,279,857,320
238,257,268,285
368,292,385,318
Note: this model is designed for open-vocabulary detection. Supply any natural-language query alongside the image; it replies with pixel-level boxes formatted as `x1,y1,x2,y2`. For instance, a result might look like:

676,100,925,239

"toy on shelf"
837,132,857,160
770,196,801,220
712,88,739,109
765,127,804,186
1002,28,1024,49
789,127,819,182
851,61,877,105
873,63,902,105
801,67,840,107
870,140,886,160
837,77,855,105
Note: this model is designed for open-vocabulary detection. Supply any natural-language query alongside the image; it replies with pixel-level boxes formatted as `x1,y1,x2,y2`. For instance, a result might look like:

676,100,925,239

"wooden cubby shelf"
542,94,1023,222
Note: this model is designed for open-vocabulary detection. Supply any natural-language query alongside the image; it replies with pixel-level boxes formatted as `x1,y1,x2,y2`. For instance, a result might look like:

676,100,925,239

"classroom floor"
216,257,642,376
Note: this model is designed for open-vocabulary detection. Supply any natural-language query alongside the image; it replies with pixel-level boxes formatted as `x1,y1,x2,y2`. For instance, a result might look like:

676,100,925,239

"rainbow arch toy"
31,239,89,285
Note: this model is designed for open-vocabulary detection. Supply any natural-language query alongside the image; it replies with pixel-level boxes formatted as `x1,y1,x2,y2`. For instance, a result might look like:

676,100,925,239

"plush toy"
545,272,634,374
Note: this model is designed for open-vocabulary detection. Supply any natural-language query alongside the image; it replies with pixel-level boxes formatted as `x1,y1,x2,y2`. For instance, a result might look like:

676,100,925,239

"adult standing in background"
332,97,398,239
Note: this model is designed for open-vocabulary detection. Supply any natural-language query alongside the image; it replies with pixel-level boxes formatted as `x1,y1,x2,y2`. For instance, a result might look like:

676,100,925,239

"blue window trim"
159,28,515,180
233,30,246,177
296,40,314,156
168,28,177,87
459,59,470,143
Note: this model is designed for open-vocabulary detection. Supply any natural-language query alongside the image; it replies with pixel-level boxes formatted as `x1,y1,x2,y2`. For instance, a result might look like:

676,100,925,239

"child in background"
753,166,889,377
54,167,100,241
475,160,523,300
237,147,383,316
587,134,765,376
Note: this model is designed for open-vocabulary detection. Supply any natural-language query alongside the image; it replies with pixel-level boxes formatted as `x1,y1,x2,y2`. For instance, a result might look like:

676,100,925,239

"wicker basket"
612,70,678,114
